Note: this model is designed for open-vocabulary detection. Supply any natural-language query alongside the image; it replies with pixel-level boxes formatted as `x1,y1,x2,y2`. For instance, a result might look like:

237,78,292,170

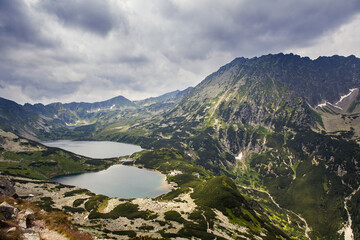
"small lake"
52,164,170,198
41,140,142,158
42,140,170,198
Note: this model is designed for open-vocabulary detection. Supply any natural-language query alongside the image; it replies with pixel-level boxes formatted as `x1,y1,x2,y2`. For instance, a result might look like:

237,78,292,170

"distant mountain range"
1,53,360,239
0,88,192,140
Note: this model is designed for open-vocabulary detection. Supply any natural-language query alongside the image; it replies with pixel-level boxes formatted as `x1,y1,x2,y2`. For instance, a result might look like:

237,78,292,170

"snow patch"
235,152,243,161
316,101,343,110
316,88,358,110
336,88,357,105
317,102,328,108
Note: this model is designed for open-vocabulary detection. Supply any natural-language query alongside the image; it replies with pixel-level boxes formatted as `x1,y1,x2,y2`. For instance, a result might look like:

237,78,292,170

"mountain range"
1,53,360,239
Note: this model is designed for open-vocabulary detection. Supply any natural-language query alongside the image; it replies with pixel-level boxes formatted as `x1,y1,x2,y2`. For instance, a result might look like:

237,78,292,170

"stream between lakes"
41,140,170,198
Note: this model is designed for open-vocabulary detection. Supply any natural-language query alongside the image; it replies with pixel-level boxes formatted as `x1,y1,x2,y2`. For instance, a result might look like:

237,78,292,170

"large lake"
41,140,142,159
42,140,170,198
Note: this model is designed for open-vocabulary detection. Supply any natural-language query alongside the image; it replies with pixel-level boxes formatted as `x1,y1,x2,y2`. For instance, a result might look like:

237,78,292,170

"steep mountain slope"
104,54,359,167
166,53,360,126
168,54,360,239
97,53,360,239
0,97,57,140
174,54,360,239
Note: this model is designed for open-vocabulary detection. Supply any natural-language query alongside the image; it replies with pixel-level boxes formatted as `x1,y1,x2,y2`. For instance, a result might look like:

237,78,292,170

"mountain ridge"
0,87,192,140
93,53,360,239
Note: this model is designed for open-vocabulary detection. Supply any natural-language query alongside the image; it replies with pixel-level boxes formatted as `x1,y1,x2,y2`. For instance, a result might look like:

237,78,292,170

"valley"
1,53,360,239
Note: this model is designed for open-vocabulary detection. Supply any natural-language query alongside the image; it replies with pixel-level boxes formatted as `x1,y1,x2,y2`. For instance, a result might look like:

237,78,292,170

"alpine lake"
41,140,170,198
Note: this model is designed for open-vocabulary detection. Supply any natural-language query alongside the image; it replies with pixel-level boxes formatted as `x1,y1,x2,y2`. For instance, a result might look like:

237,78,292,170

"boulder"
0,201,17,220
23,231,40,240
18,208,35,229
0,177,16,197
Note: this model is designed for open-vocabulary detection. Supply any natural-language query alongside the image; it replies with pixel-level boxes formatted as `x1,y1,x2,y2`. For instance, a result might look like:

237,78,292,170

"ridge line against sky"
1,0,360,105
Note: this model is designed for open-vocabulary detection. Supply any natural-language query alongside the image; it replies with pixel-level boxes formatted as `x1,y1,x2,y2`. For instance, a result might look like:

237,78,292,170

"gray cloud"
0,58,81,101
1,0,360,104
109,55,149,65
0,0,55,50
39,0,126,36
152,0,360,60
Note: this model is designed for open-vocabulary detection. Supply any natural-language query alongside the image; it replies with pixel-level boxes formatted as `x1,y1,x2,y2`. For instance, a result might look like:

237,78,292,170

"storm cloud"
0,0,55,49
39,0,126,36
1,0,360,104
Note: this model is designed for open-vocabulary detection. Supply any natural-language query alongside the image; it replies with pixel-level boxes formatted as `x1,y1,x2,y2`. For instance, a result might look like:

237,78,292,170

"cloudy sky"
1,0,360,104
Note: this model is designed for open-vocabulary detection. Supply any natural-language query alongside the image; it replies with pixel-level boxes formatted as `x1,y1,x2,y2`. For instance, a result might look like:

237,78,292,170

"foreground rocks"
1,175,304,239
0,177,16,198
0,200,41,240
10,176,264,239
1,178,94,240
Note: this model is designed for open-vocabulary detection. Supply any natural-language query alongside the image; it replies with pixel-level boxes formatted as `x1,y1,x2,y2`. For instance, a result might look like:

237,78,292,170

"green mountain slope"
96,53,360,239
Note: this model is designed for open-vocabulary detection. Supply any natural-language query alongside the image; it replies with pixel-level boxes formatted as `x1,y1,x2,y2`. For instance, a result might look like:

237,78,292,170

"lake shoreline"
41,139,143,159
52,163,171,198
43,140,171,198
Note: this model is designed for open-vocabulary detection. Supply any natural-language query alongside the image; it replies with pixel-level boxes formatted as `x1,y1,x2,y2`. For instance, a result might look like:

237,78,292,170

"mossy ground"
0,147,118,180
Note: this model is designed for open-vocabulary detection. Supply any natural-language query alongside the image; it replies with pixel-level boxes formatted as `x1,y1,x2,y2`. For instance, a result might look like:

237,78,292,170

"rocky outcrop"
0,201,18,220
0,177,16,198
0,201,41,240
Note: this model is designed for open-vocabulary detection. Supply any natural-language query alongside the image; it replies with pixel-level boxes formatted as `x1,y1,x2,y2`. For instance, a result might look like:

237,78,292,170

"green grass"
63,206,85,214
164,211,185,223
84,195,108,211
131,148,213,200
88,202,156,220
192,176,248,213
64,189,94,197
131,149,211,178
239,186,308,239
36,197,58,211
105,230,137,238
312,109,324,128
191,176,288,238
72,198,88,207
0,146,117,180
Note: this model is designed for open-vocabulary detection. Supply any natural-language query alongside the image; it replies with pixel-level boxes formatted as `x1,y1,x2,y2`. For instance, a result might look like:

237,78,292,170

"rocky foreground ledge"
5,176,250,239
0,176,93,240
0,174,302,240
